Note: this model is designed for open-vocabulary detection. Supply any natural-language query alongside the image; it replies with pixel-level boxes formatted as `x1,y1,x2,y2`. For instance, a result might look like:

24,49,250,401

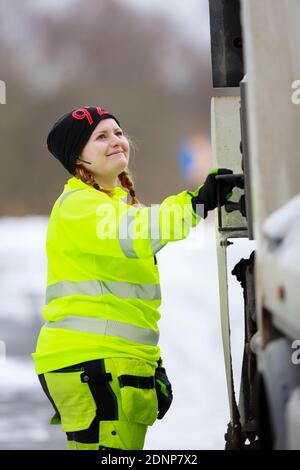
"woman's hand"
188,168,239,218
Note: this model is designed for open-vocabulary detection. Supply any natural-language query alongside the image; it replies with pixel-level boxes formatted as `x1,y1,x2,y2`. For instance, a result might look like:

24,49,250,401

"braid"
74,166,140,205
74,166,114,197
118,170,140,205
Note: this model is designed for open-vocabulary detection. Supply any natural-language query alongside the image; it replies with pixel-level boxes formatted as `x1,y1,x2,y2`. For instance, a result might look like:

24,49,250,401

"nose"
110,134,122,146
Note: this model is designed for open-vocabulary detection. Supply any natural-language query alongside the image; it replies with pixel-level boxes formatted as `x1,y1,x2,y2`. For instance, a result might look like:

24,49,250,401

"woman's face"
77,118,129,181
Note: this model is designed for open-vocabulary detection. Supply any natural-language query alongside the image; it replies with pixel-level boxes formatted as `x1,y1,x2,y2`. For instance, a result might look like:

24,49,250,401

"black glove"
188,168,240,218
155,360,173,420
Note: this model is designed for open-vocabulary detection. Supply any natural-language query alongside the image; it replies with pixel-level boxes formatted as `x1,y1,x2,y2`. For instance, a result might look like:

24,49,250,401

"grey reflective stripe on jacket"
59,189,85,207
46,279,161,304
45,315,159,346
118,205,164,258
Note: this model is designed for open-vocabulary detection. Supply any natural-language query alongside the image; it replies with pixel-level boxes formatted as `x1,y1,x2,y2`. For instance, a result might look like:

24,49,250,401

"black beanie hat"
47,106,121,174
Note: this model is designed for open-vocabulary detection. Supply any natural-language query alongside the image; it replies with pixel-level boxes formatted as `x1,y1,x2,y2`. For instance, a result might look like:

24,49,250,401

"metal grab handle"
215,172,245,189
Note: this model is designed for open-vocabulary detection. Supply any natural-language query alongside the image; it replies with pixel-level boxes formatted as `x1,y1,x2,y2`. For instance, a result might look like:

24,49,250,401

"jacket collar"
65,177,128,200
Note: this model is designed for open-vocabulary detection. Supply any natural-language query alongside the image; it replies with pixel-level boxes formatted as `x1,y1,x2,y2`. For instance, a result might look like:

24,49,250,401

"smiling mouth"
107,151,125,157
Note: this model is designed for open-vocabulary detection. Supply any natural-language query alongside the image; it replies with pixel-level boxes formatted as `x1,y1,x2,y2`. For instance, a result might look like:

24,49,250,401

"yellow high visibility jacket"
32,177,201,374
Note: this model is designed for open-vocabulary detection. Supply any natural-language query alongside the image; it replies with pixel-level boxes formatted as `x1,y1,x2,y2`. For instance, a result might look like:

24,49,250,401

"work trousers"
38,357,158,450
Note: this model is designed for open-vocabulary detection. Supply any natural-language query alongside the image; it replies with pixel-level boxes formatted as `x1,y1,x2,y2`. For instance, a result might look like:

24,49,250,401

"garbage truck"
209,0,300,449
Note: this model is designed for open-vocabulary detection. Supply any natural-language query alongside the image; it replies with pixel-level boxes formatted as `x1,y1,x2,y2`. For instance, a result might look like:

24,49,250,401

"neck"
94,175,118,190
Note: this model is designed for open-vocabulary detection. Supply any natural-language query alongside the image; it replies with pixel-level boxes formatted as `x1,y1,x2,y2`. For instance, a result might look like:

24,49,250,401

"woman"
33,106,235,450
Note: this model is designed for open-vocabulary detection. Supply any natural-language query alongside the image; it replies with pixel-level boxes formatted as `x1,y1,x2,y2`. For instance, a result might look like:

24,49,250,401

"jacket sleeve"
58,189,202,259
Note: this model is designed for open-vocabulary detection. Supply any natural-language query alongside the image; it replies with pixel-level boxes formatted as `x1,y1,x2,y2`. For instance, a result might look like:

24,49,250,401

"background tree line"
0,0,213,214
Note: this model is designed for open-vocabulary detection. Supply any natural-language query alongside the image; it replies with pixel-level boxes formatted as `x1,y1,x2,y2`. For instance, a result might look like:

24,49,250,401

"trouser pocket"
41,370,97,432
38,359,118,432
111,358,158,426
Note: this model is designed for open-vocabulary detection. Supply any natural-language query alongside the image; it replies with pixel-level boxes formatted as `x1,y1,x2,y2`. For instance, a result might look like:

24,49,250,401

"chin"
116,161,128,173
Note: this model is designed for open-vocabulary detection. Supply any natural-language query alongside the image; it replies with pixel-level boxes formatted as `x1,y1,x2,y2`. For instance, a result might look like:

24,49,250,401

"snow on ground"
0,216,255,450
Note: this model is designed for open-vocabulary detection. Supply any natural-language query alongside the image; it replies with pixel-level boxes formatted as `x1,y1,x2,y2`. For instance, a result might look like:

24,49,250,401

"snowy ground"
0,216,255,450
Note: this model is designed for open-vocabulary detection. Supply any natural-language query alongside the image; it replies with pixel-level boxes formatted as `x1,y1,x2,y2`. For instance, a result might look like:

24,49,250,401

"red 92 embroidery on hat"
72,106,109,125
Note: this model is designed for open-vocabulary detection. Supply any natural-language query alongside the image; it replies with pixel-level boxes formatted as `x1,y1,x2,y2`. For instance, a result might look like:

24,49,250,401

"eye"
116,130,123,137
97,134,106,140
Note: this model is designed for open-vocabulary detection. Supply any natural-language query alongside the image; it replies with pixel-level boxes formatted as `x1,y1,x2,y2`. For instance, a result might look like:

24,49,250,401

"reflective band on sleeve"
59,189,84,207
118,205,164,258
118,207,138,258
45,315,160,346
148,205,165,254
46,279,161,304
